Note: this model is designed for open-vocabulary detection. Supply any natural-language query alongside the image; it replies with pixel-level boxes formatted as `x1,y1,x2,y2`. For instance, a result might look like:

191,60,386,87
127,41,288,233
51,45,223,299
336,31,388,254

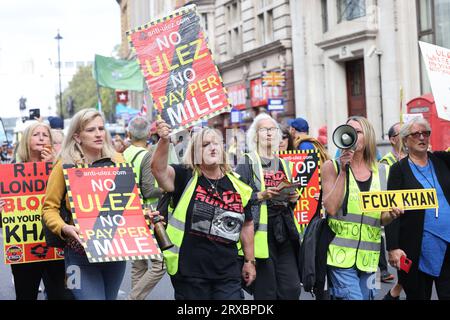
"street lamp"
55,30,63,119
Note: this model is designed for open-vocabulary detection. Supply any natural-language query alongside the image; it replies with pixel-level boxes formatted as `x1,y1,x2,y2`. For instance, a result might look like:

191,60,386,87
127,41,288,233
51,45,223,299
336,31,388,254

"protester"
385,117,450,300
380,123,407,166
1,144,9,162
42,109,127,300
322,116,403,300
151,119,256,300
235,113,302,300
113,134,127,153
279,124,294,151
288,117,330,163
123,116,165,300
1,122,71,300
48,116,64,130
50,129,64,154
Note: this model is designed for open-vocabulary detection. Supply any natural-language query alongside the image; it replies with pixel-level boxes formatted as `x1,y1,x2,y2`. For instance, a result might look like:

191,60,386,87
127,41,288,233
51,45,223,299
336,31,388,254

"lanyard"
409,158,438,218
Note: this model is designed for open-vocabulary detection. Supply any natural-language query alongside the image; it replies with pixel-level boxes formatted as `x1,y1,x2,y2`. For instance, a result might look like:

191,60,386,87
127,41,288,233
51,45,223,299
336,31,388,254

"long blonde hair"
183,127,231,175
16,122,52,163
347,116,377,169
59,109,115,164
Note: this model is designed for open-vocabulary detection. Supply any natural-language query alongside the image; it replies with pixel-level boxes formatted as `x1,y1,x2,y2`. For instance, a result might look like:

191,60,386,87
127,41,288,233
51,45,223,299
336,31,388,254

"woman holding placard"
235,113,302,300
42,109,130,300
2,122,70,300
385,117,450,300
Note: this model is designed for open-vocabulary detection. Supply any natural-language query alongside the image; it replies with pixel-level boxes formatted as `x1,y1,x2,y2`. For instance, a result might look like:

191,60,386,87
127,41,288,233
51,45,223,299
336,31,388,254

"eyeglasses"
407,131,431,139
258,127,279,134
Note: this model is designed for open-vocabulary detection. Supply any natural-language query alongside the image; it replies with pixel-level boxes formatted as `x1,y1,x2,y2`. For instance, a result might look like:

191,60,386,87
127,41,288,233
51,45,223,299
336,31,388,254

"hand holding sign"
156,119,172,140
62,224,82,245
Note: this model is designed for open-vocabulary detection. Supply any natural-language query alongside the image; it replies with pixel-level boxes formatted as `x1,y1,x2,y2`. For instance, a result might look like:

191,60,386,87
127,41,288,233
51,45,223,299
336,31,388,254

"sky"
0,0,122,118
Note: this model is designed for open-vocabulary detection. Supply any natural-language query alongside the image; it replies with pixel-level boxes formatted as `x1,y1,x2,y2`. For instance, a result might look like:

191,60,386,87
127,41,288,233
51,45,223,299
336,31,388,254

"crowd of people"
0,108,449,301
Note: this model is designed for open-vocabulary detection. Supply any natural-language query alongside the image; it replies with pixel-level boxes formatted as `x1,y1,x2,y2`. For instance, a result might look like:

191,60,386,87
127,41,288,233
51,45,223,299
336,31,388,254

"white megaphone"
332,125,358,150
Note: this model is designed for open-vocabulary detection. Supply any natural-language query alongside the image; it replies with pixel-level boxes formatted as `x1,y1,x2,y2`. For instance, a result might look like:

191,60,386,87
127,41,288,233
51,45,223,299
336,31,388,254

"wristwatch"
244,258,256,266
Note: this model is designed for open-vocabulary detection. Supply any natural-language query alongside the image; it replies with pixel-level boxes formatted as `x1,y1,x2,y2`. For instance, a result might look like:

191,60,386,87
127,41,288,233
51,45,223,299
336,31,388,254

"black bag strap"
130,149,147,166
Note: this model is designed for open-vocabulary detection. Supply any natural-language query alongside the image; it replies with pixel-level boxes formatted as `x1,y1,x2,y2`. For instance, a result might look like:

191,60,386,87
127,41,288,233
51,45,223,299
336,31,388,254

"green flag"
93,54,144,91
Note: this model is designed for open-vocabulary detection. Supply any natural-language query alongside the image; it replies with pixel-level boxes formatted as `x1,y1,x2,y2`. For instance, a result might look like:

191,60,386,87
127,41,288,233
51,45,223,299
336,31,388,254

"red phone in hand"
400,255,412,273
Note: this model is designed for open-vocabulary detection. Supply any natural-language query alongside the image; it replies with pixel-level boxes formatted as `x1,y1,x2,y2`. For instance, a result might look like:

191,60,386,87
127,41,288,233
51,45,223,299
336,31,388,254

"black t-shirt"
356,173,373,192
171,164,252,279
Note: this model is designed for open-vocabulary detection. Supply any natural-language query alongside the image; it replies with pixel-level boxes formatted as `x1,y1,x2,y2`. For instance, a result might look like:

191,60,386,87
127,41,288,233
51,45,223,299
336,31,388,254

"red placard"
127,5,230,133
277,151,321,225
250,78,282,107
63,164,161,263
1,162,64,264
228,83,247,110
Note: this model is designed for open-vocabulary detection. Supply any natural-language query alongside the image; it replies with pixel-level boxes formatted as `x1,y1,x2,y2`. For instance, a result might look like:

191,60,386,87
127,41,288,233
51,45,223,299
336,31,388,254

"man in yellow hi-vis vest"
123,116,165,300
151,120,256,300
322,117,403,300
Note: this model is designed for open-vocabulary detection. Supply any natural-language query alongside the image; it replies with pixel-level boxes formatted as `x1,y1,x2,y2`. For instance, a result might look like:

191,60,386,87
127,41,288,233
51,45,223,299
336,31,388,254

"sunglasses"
407,131,431,139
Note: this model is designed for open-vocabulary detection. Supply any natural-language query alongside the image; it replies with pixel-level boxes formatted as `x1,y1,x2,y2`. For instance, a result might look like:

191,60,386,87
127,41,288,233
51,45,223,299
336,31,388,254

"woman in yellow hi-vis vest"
236,113,302,300
150,120,256,300
322,116,403,300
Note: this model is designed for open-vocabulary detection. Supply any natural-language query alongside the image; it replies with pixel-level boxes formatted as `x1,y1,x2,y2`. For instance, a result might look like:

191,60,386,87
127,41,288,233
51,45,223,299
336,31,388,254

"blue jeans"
64,247,126,300
328,266,377,300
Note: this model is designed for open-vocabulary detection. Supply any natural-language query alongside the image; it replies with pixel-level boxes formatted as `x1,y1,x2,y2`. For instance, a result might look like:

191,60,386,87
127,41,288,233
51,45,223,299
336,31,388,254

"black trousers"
253,227,301,300
378,234,388,272
10,259,73,300
406,244,450,300
171,275,242,300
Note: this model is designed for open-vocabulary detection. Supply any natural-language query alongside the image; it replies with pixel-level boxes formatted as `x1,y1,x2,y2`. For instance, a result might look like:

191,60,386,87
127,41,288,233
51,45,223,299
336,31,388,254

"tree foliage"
57,65,115,121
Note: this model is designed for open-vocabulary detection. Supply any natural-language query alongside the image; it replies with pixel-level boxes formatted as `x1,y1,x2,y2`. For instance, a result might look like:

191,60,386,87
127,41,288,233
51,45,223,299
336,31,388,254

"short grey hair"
246,113,281,152
399,117,431,140
127,116,150,140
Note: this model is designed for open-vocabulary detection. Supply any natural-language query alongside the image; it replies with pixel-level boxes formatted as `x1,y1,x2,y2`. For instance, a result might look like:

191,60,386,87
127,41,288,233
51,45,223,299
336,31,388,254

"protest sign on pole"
419,41,450,121
63,164,161,263
127,4,231,134
1,162,64,264
277,150,321,227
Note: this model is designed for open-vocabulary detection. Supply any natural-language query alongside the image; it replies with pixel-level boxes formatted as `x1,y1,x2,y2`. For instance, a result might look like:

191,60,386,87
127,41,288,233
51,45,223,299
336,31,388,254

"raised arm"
322,150,353,215
150,120,176,192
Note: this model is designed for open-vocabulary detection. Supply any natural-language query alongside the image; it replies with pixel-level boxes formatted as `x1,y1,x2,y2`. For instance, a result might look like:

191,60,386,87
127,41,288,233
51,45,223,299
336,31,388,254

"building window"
201,13,209,31
226,0,242,56
337,0,366,23
321,0,329,32
255,0,274,45
418,0,433,93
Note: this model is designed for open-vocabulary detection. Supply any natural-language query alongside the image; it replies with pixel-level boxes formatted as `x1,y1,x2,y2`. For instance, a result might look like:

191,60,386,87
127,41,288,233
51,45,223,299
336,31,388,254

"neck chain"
203,173,223,193
409,156,438,218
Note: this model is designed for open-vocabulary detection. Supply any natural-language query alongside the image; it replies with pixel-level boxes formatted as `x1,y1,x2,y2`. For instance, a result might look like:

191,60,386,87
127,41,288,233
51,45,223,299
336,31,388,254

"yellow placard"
359,189,438,212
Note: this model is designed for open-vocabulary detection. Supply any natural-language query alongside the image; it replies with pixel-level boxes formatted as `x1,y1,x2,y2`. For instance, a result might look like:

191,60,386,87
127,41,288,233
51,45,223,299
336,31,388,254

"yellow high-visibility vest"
327,161,389,272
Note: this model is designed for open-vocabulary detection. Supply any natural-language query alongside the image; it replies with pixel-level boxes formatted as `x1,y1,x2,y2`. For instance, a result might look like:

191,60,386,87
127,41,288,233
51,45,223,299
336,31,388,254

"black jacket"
385,151,450,298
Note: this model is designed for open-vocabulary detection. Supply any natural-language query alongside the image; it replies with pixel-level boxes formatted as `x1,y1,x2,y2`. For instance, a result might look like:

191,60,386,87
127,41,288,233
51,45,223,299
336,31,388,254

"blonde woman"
42,109,126,300
150,119,256,300
322,116,403,300
4,122,69,300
